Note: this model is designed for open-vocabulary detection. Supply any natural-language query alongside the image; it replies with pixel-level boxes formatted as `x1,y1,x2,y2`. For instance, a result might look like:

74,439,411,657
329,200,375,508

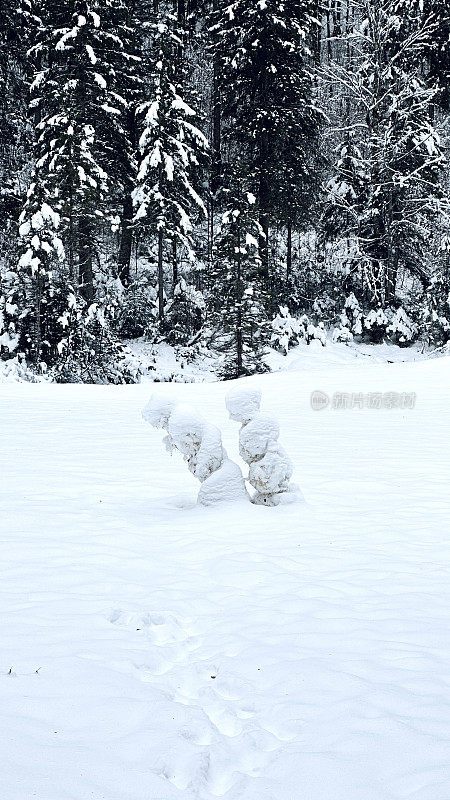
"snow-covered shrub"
115,347,144,383
387,307,418,346
271,306,302,353
116,276,158,339
142,394,176,429
249,441,293,500
0,355,50,384
422,271,450,346
363,307,393,343
0,274,20,355
167,405,224,483
332,325,353,344
225,386,262,424
313,293,336,322
226,387,298,506
299,315,327,346
340,293,363,337
0,265,26,359
239,414,280,463
142,394,248,505
54,292,141,384
164,279,205,345
306,321,327,346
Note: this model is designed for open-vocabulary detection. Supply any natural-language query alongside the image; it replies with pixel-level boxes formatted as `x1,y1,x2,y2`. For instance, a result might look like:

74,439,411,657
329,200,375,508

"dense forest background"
0,0,449,382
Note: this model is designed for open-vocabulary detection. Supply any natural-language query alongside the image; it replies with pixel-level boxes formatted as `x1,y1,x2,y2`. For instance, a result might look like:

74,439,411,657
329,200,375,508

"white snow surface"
1,351,450,800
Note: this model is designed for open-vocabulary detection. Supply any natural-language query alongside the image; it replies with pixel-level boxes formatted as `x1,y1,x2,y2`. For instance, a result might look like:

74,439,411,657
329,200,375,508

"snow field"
1,352,450,799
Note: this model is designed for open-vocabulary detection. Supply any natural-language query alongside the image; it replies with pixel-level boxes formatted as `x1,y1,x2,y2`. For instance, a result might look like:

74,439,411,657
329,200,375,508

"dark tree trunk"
34,270,42,365
258,128,270,287
78,217,95,303
172,238,178,290
177,0,186,32
286,221,292,278
118,193,133,286
118,104,137,286
211,0,222,198
386,240,399,304
326,5,333,66
236,223,243,377
209,0,223,261
158,227,164,323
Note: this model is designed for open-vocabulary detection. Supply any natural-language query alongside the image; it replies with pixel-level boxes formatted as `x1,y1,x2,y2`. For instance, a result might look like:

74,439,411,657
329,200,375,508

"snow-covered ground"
1,349,450,800
127,336,430,384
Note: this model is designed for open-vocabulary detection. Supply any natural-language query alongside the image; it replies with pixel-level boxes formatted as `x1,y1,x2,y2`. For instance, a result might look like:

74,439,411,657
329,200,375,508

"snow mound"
225,387,262,423
198,458,248,506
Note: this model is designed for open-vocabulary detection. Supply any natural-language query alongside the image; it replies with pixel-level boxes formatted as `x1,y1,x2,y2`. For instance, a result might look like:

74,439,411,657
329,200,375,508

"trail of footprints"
108,609,288,798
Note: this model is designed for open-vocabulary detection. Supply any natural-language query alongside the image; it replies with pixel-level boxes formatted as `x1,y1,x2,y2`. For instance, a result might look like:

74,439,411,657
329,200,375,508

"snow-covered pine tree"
423,259,450,347
14,0,139,371
212,179,270,378
164,278,206,345
0,0,30,252
324,0,446,308
0,0,32,361
427,0,450,111
15,184,67,365
132,3,208,330
209,0,322,290
107,0,144,287
396,0,450,111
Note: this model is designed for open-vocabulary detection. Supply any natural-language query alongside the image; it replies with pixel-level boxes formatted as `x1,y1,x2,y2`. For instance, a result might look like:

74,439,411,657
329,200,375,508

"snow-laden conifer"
212,183,270,378
133,7,208,327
